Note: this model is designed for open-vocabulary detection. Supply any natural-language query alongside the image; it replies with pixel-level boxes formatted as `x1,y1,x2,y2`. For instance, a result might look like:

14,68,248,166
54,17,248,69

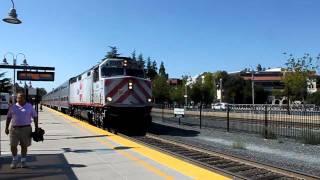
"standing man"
5,93,38,169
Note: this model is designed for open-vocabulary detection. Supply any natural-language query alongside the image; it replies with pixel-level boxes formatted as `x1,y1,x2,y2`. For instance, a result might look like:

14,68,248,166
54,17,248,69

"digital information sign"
17,71,55,81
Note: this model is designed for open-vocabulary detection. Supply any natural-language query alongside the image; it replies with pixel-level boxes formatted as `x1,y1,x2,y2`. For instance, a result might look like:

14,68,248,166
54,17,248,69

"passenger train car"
42,57,153,134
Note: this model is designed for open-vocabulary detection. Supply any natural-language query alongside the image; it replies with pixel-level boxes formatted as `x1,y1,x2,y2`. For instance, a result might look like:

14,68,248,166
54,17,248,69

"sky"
0,0,320,91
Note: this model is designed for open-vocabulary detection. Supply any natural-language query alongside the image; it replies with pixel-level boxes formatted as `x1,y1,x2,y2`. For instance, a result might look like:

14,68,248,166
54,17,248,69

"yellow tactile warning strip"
47,107,230,180
59,111,174,180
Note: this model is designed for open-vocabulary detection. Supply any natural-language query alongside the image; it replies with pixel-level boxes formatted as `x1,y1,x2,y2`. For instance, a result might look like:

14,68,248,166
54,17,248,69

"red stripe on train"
114,90,131,103
132,91,144,104
133,79,151,98
107,78,130,97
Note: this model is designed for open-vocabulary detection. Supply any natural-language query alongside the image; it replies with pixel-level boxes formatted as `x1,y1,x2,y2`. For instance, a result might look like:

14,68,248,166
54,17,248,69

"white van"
0,92,10,114
212,102,228,111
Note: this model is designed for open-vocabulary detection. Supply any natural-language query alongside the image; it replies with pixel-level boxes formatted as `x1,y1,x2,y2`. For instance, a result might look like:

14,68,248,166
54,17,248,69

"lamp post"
2,0,22,24
184,73,191,107
219,78,223,103
184,84,188,106
201,75,205,105
2,52,28,100
2,52,14,98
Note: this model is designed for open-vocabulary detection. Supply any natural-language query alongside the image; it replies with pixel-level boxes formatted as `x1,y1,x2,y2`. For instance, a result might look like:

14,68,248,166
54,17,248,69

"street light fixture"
1,58,9,65
2,0,22,24
21,59,28,66
16,53,28,66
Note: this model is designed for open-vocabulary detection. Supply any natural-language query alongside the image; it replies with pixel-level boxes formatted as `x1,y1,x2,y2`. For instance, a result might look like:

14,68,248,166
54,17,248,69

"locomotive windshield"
101,67,124,77
101,60,145,78
126,69,144,78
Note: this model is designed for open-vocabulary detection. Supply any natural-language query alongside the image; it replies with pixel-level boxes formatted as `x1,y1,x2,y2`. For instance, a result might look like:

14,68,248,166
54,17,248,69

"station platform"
0,107,229,180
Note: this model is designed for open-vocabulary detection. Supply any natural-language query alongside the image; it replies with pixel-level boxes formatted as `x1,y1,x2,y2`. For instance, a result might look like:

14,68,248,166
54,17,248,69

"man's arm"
5,107,12,135
5,117,11,134
5,117,11,129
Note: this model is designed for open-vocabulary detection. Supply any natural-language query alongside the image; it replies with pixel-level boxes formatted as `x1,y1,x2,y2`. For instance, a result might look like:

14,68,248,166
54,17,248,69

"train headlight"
128,81,133,90
106,97,113,102
123,60,128,67
148,98,152,102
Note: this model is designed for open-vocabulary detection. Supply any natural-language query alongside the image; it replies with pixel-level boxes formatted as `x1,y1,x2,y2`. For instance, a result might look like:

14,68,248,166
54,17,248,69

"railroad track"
123,133,319,180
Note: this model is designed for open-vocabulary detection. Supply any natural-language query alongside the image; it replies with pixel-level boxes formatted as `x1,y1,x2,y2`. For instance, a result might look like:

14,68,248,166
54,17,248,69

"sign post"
174,108,185,125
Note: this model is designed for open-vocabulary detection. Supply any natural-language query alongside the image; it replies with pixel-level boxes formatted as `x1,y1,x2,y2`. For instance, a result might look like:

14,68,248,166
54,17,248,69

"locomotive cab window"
126,69,144,78
93,68,99,82
101,66,124,77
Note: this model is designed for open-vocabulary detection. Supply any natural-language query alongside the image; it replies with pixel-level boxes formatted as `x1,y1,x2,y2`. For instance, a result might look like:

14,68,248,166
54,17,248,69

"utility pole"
212,75,215,103
220,78,223,103
251,70,255,104
184,84,188,106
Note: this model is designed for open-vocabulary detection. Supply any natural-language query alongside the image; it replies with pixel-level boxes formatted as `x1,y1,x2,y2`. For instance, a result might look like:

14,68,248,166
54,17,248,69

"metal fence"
152,104,320,141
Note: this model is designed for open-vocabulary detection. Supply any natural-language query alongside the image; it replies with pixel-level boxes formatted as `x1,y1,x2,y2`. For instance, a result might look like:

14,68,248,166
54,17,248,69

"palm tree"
0,72,12,93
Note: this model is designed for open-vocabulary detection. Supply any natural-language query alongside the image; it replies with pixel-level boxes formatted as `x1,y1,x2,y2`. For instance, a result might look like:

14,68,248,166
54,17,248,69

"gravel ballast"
150,116,320,177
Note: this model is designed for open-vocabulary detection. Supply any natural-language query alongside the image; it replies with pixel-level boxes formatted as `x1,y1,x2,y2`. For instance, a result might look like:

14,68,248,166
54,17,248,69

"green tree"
37,88,47,98
283,72,308,101
213,71,228,84
202,72,215,104
137,53,145,69
158,61,168,79
146,57,158,80
169,85,185,104
105,46,120,58
189,73,215,105
152,60,158,73
190,82,203,104
256,64,263,71
0,72,11,93
152,76,170,103
306,91,320,105
283,53,319,102
146,57,151,78
223,75,251,104
131,50,136,61
272,89,283,99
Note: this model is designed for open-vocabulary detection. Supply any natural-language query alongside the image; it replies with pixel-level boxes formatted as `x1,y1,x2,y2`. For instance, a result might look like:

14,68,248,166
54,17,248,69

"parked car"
212,102,228,111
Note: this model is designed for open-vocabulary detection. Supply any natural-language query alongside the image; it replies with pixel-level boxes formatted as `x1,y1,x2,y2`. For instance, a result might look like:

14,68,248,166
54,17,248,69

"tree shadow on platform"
148,122,200,137
45,134,72,137
62,146,134,153
66,135,110,139
44,135,110,141
39,122,62,125
0,154,81,180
